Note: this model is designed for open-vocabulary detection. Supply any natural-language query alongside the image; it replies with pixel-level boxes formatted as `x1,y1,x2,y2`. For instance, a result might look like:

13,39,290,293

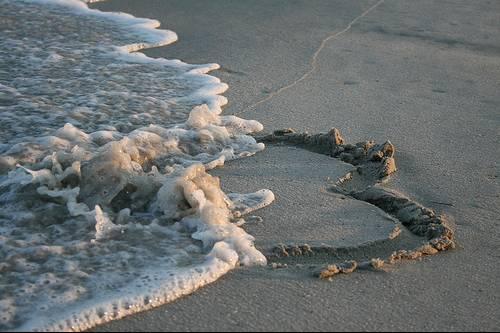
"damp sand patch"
213,128,455,280
211,144,406,249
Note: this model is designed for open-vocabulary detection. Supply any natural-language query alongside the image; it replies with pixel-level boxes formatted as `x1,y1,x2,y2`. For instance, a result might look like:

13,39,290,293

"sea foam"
0,0,273,330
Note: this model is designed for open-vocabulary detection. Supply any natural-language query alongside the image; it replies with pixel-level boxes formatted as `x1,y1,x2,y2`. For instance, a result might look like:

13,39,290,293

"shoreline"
90,0,500,331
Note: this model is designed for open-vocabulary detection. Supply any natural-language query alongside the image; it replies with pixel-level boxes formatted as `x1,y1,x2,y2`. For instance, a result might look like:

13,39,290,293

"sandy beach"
89,0,500,331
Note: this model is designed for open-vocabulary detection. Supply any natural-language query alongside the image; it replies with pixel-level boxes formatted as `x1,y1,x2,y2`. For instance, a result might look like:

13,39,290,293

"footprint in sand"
213,127,455,280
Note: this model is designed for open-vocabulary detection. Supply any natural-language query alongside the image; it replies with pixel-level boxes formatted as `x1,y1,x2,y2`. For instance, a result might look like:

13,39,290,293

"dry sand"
90,0,500,331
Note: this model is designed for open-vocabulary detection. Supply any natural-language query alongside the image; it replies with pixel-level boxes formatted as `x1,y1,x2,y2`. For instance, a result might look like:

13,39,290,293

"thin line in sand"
235,0,384,116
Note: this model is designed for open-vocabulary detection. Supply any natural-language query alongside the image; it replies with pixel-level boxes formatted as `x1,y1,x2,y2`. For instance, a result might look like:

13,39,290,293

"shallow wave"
0,0,273,331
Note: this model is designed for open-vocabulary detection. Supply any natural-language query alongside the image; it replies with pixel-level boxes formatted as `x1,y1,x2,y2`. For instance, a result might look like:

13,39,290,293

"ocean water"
0,0,274,330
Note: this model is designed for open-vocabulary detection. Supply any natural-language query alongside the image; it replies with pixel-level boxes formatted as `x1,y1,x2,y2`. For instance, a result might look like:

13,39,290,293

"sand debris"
315,260,357,280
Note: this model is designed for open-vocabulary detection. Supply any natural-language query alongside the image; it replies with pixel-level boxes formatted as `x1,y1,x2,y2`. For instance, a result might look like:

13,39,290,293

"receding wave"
0,0,274,331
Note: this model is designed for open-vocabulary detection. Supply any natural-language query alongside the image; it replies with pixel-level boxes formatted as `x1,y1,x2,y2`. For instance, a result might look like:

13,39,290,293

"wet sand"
91,0,500,331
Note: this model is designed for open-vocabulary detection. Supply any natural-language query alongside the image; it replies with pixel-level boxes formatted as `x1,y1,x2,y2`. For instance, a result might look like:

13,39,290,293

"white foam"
20,246,237,331
229,190,276,216
0,0,274,331
27,0,179,52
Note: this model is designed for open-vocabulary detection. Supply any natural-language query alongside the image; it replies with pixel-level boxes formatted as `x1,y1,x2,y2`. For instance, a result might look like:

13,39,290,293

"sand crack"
236,0,385,116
